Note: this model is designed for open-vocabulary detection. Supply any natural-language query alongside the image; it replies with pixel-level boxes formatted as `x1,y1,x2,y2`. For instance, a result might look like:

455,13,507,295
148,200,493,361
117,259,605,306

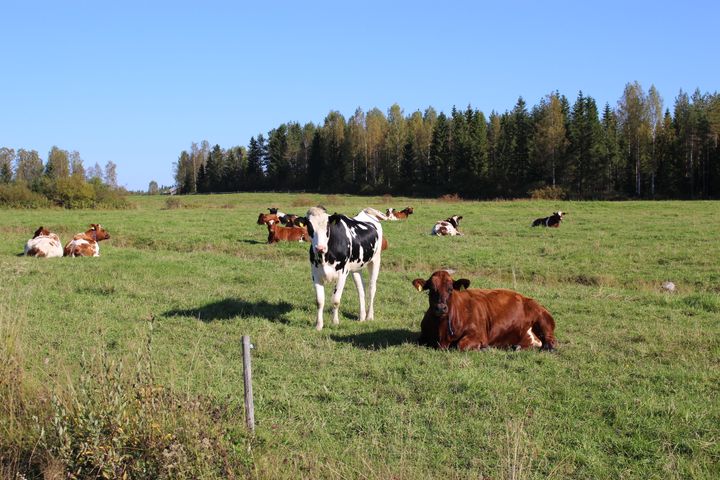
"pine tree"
246,136,264,189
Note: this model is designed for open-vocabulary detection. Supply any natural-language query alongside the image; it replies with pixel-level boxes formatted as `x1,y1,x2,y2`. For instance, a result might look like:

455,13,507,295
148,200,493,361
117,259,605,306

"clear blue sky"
1,0,718,190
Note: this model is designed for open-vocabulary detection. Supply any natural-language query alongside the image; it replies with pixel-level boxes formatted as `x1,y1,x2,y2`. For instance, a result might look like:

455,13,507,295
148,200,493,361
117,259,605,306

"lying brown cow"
266,219,308,244
413,270,557,351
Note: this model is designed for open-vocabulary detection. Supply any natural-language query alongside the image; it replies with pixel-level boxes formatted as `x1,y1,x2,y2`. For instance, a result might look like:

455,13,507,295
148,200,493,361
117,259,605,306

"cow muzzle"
314,244,327,254
434,303,448,315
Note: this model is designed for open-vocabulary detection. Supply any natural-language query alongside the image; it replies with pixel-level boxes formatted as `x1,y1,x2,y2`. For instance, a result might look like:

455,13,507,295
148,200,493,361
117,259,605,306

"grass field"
1,193,719,479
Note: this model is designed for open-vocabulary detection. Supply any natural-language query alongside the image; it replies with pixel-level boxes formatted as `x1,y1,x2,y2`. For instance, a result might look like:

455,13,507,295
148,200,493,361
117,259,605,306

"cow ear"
453,279,470,290
412,278,428,292
90,224,97,230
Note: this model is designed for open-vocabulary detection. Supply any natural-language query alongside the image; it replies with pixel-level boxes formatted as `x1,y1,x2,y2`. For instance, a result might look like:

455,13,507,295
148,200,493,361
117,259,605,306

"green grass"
1,193,719,478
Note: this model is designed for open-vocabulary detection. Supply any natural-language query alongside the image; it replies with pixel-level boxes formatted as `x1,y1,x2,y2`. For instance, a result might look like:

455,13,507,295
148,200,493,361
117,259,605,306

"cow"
431,215,463,236
257,212,280,225
64,224,111,257
306,206,387,330
266,219,309,244
24,226,63,258
386,206,414,220
413,270,557,351
268,207,306,226
531,211,565,228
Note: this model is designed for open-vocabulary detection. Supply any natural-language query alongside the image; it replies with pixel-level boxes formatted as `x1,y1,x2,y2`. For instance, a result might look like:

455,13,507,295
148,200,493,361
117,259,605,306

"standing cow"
306,206,386,330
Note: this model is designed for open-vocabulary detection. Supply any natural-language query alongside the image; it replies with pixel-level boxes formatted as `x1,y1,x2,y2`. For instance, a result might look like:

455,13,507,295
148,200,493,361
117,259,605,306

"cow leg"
352,272,367,322
366,258,381,321
457,335,489,351
314,279,325,331
331,273,349,326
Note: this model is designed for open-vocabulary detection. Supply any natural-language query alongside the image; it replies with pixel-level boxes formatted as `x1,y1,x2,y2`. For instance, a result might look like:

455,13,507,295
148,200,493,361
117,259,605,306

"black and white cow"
306,206,387,330
531,211,565,228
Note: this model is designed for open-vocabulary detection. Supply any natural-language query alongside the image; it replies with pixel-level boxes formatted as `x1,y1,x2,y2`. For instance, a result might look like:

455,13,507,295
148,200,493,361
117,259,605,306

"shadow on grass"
238,239,267,245
164,298,292,323
330,328,418,350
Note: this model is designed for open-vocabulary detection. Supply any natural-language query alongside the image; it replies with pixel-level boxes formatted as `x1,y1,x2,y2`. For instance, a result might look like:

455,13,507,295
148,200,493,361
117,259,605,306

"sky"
1,0,718,191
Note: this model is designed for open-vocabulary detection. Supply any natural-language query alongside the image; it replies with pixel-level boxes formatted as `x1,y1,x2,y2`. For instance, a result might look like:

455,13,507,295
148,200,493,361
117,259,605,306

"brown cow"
64,224,111,257
258,212,280,225
266,219,308,243
386,207,414,220
412,270,556,351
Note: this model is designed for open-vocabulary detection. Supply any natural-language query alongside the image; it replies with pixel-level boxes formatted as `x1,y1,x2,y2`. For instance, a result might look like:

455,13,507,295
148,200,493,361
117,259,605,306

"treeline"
0,146,127,208
174,82,720,199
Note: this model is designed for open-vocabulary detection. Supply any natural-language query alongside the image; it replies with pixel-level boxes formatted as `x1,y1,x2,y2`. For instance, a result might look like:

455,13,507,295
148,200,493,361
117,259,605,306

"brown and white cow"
386,206,414,220
24,226,63,258
64,224,111,257
266,219,309,244
413,270,557,351
431,215,463,236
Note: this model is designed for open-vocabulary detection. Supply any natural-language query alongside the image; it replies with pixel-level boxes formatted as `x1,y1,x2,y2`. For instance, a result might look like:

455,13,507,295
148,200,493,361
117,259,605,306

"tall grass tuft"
1,315,250,479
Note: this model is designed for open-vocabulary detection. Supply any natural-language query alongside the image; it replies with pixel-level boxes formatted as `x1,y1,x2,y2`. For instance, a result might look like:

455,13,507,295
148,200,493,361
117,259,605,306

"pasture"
1,194,719,479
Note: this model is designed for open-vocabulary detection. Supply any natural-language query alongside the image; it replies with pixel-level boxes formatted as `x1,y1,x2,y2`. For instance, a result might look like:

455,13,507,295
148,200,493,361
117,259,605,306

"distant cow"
386,207,414,220
268,207,306,226
413,270,557,351
531,211,565,228
266,219,308,244
24,226,63,258
307,206,387,330
64,224,111,257
431,215,463,236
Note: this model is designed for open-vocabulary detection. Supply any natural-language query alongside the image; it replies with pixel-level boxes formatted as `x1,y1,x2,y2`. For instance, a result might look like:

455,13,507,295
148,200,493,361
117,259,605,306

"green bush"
0,183,52,208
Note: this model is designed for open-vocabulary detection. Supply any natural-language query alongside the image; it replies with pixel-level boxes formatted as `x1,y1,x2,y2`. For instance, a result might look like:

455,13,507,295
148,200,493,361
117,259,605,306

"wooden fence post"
242,335,255,433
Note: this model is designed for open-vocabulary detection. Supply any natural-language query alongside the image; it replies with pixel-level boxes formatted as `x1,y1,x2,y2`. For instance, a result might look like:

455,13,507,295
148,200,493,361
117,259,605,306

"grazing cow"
431,215,463,236
531,211,565,228
24,226,63,258
266,219,309,244
413,270,557,351
307,206,387,330
64,224,111,257
386,206,414,220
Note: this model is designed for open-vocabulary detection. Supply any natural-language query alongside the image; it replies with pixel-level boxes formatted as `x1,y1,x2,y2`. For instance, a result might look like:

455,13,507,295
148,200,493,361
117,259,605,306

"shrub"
438,193,462,203
0,183,52,208
164,198,183,209
529,185,568,200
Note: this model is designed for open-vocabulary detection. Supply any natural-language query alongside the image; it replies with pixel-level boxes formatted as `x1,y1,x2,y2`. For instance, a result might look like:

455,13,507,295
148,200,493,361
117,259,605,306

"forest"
175,82,720,200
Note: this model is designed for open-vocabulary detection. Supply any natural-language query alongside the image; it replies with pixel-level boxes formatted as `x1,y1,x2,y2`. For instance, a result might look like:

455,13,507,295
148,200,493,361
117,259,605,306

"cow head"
306,206,330,254
33,226,51,238
554,211,565,218
89,224,110,241
268,207,279,214
446,215,463,229
412,270,470,316
403,207,414,215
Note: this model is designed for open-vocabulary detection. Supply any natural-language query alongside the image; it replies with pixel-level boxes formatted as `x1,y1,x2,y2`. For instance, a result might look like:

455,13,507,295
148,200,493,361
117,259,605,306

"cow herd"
22,204,564,351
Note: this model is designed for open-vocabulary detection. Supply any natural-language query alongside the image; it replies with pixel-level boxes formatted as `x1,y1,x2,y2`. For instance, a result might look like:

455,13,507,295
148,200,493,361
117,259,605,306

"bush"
0,183,52,208
529,185,568,200
164,197,183,209
438,193,462,203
